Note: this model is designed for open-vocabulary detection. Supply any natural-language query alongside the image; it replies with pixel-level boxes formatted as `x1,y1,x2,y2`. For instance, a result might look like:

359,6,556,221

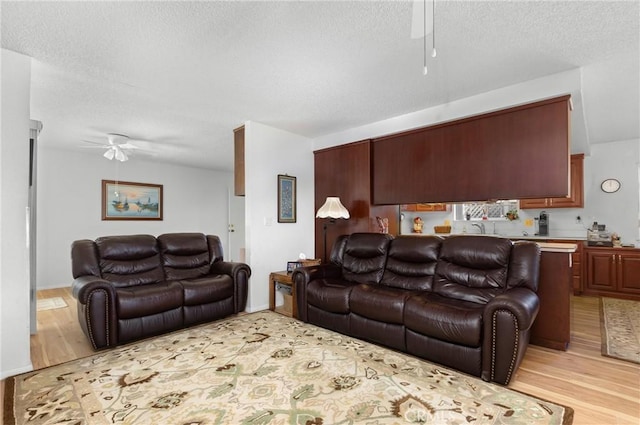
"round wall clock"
600,178,621,193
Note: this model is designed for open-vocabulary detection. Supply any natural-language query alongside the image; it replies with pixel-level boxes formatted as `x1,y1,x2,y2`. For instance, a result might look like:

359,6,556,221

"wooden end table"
269,271,296,318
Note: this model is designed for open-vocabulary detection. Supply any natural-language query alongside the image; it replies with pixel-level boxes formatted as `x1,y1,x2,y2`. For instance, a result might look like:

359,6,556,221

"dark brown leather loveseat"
71,232,250,350
293,233,540,385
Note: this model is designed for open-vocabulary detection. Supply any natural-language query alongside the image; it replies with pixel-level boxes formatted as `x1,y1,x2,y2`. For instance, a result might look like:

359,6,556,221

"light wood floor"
2,288,639,424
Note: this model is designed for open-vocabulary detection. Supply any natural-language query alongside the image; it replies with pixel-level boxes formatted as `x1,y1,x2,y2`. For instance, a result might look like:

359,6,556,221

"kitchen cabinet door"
520,154,583,209
585,250,617,291
401,203,449,212
518,198,549,209
547,154,584,208
584,247,640,300
372,96,571,204
618,252,640,295
417,203,448,212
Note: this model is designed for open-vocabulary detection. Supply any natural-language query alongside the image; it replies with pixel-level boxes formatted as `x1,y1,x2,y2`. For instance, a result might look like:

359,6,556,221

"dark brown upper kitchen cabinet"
314,140,398,262
520,154,584,209
372,96,571,205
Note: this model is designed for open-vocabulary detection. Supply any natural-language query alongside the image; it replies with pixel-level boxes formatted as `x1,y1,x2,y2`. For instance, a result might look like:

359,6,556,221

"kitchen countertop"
535,242,577,253
409,233,587,241
501,235,587,241
402,233,581,253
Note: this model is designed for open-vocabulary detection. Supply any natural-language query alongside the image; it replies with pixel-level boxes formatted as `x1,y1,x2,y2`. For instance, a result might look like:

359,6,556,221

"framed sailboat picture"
102,180,163,220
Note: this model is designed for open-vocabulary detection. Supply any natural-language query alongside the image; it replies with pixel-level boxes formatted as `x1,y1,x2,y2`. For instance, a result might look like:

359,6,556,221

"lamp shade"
316,197,350,219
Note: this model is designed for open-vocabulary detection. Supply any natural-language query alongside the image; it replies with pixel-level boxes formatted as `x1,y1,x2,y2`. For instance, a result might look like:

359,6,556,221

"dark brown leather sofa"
293,233,540,385
71,232,250,350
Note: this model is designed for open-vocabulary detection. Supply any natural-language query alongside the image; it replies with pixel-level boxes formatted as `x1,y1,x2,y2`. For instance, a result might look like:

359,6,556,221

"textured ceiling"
2,1,639,171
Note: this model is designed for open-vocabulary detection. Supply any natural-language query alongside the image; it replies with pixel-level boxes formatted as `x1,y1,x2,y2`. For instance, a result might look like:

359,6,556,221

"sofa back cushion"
96,235,164,288
337,233,393,284
382,236,442,290
507,241,541,291
71,239,101,279
434,235,512,304
158,233,211,280
206,235,225,263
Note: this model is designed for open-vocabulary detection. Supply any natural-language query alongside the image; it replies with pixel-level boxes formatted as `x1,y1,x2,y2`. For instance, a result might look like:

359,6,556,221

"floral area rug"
4,311,573,424
600,297,640,364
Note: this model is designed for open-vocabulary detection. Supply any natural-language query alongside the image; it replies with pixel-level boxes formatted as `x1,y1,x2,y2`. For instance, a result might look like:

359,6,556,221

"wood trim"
233,126,245,196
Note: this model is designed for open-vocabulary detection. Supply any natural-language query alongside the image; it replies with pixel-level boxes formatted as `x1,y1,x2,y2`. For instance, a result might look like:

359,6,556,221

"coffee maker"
538,211,549,236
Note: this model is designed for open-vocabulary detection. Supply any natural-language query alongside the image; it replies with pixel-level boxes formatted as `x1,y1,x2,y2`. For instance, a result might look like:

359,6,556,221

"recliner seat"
71,232,251,350
294,232,540,385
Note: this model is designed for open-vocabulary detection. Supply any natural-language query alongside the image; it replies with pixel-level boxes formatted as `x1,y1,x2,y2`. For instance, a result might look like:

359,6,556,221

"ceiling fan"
81,133,144,162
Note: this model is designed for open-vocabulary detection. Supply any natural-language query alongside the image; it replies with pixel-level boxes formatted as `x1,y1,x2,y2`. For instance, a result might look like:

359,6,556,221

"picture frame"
277,174,296,223
101,180,163,220
286,261,303,273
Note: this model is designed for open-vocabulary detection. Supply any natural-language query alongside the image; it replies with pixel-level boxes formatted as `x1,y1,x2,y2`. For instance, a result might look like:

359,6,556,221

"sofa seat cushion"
350,284,411,324
117,281,184,319
404,292,484,347
181,275,234,306
307,279,360,314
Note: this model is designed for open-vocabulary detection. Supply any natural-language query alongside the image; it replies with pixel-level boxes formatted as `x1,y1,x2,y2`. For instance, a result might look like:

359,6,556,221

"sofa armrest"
72,276,117,305
484,287,540,331
209,261,251,312
292,264,343,322
482,288,540,384
71,276,118,350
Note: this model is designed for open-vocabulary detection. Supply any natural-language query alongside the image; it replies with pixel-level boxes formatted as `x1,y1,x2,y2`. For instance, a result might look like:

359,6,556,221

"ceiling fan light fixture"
104,149,115,160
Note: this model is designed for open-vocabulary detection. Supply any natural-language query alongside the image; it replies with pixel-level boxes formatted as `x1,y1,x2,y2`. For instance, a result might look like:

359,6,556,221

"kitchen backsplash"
400,207,602,241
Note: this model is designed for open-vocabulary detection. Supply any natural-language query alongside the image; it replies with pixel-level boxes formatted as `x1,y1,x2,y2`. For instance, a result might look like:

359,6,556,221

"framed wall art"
277,174,296,223
102,180,163,220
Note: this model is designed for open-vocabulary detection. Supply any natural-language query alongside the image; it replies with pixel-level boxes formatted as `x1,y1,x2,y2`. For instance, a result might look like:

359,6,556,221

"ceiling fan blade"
114,147,128,162
81,140,109,148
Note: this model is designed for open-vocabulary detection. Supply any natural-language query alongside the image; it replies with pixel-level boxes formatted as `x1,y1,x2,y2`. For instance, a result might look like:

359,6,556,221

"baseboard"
1,363,33,380
245,304,269,313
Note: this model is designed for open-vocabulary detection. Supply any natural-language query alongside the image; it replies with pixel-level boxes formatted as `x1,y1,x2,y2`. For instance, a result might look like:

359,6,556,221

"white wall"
37,147,237,289
583,139,639,245
1,49,33,379
314,69,586,152
244,121,314,312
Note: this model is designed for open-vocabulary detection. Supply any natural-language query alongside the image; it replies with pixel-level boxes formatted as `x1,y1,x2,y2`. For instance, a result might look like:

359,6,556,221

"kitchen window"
453,200,519,221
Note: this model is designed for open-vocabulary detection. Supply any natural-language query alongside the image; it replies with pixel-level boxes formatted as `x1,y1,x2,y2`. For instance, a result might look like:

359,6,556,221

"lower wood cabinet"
539,239,583,294
584,246,640,300
530,250,572,351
